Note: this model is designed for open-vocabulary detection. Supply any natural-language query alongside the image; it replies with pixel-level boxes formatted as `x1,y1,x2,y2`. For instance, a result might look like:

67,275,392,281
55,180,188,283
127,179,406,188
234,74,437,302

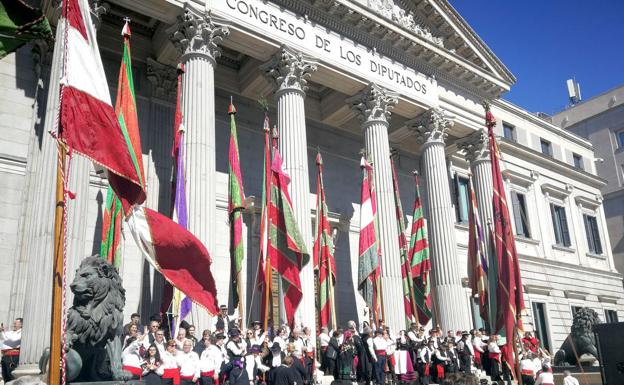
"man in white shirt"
0,318,22,382
199,337,223,385
418,339,435,385
520,351,536,385
143,329,166,355
177,339,200,385
563,370,580,385
372,330,388,385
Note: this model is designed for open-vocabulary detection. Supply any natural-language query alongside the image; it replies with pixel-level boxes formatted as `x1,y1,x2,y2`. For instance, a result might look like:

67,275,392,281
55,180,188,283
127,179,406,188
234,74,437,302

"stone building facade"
551,85,624,277
1,0,622,374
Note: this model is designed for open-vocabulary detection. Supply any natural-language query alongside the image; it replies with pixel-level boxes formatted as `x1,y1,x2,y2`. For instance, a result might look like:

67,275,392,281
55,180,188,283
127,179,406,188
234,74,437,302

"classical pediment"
303,0,515,97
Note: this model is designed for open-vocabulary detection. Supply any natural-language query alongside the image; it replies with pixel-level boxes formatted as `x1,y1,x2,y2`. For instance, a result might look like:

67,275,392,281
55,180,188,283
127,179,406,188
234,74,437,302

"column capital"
457,129,490,165
146,58,177,99
407,107,454,146
170,5,229,64
347,83,398,127
262,45,317,96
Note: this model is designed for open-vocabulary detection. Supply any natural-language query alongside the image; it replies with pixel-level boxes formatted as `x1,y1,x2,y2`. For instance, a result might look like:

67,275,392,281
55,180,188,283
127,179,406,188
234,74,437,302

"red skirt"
163,368,180,385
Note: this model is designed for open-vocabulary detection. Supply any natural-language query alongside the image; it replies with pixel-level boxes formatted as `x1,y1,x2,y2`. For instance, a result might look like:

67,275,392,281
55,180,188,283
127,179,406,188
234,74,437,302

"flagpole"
49,141,67,385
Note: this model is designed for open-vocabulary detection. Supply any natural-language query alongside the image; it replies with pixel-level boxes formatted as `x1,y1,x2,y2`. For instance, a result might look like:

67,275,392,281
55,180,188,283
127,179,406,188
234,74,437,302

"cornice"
498,138,607,190
273,0,507,99
492,99,594,151
518,253,623,281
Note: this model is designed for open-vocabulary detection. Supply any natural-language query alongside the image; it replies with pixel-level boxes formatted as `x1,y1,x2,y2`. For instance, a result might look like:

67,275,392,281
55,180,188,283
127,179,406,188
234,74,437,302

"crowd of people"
119,305,579,385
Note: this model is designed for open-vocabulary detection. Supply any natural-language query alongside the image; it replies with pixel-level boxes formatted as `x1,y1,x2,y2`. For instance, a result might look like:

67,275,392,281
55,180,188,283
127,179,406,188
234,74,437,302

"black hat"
375,329,383,335
461,331,470,336
215,333,226,340
270,342,281,353
229,328,241,337
250,345,262,354
219,305,228,310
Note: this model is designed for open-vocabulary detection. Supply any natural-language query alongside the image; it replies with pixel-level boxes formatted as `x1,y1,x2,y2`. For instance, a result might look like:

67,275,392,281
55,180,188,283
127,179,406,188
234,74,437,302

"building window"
583,214,603,254
617,129,624,148
454,176,469,223
511,191,531,237
540,139,552,157
571,306,583,315
532,302,551,352
605,309,619,323
550,203,571,247
503,123,516,141
573,153,584,169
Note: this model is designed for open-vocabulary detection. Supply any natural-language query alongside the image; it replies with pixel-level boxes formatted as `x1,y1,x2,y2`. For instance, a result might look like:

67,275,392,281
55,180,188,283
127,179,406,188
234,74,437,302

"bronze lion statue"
41,256,131,381
554,307,601,366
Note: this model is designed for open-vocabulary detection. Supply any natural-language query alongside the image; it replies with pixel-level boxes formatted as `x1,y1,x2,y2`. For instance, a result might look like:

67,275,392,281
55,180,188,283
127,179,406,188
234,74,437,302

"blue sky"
449,0,624,115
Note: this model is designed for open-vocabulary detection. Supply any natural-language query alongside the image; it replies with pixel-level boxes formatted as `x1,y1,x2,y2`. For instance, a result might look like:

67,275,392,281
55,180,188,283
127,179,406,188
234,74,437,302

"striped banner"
170,65,192,336
487,106,525,371
228,100,246,309
408,173,432,325
99,20,145,267
390,157,416,327
257,113,272,329
357,157,381,322
313,152,336,329
268,145,310,327
467,175,489,324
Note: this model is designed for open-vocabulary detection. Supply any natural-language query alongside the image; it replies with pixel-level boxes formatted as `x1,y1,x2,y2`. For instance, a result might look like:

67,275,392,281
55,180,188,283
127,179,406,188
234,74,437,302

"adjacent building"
0,0,622,375
551,85,624,277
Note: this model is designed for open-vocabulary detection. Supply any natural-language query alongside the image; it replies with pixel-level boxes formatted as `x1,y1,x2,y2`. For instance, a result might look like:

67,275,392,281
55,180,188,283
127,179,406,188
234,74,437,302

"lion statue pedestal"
41,256,132,382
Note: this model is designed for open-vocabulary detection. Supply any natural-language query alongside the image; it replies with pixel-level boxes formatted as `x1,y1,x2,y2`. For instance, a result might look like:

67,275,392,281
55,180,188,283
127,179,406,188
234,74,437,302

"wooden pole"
513,325,523,385
327,248,337,331
49,141,66,385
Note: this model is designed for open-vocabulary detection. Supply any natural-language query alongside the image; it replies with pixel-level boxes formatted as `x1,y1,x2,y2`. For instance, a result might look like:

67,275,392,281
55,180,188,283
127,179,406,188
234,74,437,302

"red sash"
473,349,481,364
180,374,195,381
488,353,501,363
375,350,387,356
424,363,430,376
122,365,143,377
1,349,19,356
321,346,328,352
163,368,181,385
201,370,215,378
521,369,534,376
436,365,444,379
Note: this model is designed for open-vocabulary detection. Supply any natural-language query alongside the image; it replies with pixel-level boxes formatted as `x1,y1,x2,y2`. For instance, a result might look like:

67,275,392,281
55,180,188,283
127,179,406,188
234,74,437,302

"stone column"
457,129,493,254
348,83,404,333
170,4,227,284
262,46,317,333
13,6,102,375
408,108,470,331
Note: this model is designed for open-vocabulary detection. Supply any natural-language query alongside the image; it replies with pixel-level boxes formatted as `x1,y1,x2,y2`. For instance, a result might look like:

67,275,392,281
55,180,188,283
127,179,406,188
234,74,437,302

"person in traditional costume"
141,343,164,385
319,326,331,372
269,356,297,385
121,336,144,380
372,330,389,385
199,336,222,385
177,339,200,385
432,342,450,384
326,330,341,378
161,339,181,385
444,340,459,375
417,339,434,385
534,364,555,385
357,326,375,384
487,335,502,381
520,351,537,385
393,330,416,385
246,344,271,385
336,331,357,381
